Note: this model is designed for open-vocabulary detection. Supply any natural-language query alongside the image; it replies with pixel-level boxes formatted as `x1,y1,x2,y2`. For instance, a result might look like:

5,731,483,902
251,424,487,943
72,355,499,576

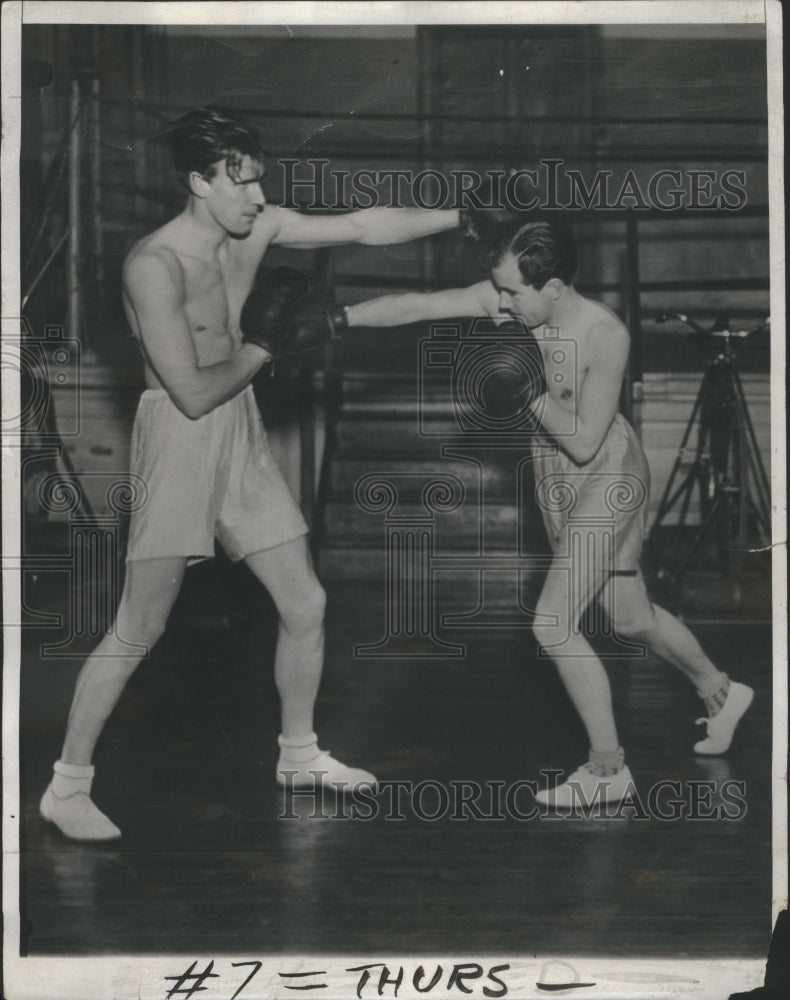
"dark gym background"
16,21,773,958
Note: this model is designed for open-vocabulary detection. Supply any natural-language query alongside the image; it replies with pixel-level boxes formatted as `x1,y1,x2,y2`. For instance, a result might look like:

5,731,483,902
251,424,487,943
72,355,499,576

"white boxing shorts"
126,385,308,564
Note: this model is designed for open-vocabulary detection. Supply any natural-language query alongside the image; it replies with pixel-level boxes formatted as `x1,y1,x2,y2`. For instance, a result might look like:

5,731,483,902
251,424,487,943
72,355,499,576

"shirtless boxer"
40,106,462,840
345,214,754,808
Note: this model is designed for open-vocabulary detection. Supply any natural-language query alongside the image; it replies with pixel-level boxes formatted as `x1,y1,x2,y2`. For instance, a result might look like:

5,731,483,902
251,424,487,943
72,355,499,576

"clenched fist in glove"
481,322,547,422
240,266,348,359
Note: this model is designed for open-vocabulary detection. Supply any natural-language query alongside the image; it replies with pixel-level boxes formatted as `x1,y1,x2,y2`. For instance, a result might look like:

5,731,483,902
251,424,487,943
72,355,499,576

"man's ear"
544,277,566,301
189,170,211,198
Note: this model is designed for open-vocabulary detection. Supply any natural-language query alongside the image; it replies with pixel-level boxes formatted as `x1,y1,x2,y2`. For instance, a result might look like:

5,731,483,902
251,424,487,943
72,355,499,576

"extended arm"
531,321,630,464
267,205,460,249
123,251,268,420
346,280,501,328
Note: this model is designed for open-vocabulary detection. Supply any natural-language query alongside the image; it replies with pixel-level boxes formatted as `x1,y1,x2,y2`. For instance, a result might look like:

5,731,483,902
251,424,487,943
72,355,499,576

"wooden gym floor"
17,561,773,958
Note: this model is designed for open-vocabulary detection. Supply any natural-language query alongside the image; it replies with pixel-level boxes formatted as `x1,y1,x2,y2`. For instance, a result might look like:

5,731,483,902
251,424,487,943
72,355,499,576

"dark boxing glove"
241,266,349,359
280,292,348,356
481,323,547,422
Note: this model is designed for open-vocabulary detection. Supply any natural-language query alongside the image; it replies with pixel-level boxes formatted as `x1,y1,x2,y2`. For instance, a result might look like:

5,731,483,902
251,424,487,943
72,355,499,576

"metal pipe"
103,94,768,129
624,215,643,425
68,75,82,343
22,229,69,310
317,270,768,296
299,361,316,531
299,247,333,524
22,141,69,274
417,26,437,283
304,247,335,541
90,73,104,343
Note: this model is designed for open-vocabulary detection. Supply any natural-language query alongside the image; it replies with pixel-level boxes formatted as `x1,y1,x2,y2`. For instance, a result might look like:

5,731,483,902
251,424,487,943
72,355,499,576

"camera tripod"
648,314,771,587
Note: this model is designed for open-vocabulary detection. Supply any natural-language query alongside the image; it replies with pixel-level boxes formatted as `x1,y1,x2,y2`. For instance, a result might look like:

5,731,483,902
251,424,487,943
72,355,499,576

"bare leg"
61,557,187,764
244,536,326,739
600,572,753,753
531,557,635,807
245,536,375,788
42,557,187,839
533,561,617,753
599,572,722,689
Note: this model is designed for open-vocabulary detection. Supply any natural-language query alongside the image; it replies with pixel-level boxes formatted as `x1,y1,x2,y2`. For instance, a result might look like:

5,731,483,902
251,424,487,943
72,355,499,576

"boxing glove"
277,292,348,355
241,266,348,358
482,324,547,421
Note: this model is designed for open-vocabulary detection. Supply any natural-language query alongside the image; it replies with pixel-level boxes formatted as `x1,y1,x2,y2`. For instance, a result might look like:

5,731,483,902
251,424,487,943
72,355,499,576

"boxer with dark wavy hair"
40,105,462,840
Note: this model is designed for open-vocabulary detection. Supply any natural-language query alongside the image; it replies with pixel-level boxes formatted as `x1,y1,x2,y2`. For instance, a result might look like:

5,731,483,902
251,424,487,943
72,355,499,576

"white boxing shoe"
40,783,121,841
534,763,636,811
276,749,377,792
694,681,754,755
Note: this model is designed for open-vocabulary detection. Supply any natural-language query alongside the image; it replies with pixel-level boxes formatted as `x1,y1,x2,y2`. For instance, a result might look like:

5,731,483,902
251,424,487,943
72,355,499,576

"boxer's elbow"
571,444,598,465
565,430,603,466
170,384,212,420
182,399,210,420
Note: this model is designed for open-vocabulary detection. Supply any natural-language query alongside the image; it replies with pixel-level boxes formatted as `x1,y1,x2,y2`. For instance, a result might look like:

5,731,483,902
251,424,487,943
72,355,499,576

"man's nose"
249,185,265,207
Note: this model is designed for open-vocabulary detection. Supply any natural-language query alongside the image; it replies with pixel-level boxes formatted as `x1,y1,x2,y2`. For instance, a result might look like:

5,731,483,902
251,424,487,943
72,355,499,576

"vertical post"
131,28,148,228
147,27,169,223
90,72,104,349
504,36,520,167
582,27,605,297
302,246,334,534
299,359,316,531
417,27,437,285
68,74,82,344
623,214,643,428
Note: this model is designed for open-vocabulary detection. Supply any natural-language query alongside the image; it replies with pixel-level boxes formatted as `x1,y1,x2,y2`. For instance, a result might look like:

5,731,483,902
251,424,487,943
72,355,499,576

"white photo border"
2,2,785,998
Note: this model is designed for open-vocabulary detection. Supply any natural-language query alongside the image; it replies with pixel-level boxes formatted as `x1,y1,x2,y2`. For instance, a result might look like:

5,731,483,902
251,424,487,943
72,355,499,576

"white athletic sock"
277,732,321,763
40,760,121,840
696,672,731,717
588,746,626,777
276,734,376,790
51,760,95,797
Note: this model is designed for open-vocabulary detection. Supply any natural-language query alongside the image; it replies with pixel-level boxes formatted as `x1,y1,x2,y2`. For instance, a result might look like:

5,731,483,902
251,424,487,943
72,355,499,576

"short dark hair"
169,105,268,192
489,213,578,289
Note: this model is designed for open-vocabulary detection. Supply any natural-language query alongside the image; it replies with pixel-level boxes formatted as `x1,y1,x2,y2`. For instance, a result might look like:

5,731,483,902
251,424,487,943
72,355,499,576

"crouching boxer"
40,105,462,840
341,213,754,809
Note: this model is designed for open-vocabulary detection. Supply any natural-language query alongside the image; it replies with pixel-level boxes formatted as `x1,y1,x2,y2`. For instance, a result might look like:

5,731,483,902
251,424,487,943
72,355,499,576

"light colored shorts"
532,413,651,573
126,385,308,564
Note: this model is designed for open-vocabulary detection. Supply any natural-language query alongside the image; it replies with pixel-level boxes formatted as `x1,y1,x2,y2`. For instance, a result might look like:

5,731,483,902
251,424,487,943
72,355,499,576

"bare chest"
176,249,256,357
539,333,591,412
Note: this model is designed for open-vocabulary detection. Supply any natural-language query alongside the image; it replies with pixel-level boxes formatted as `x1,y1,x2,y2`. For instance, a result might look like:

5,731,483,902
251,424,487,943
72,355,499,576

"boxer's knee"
533,595,567,651
115,594,171,650
609,601,657,640
116,558,185,652
280,579,326,639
